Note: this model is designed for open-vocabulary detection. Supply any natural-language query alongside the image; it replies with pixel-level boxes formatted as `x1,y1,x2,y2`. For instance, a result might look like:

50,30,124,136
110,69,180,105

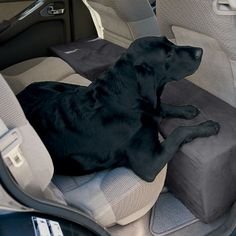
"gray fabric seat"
160,79,236,223
82,0,160,48
0,61,167,226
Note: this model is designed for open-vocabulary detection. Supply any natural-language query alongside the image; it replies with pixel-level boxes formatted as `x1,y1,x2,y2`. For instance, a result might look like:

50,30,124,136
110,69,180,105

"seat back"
0,74,54,196
82,0,160,48
157,0,236,107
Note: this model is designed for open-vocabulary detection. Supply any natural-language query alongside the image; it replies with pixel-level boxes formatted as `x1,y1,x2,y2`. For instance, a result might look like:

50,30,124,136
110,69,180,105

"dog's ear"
135,62,157,108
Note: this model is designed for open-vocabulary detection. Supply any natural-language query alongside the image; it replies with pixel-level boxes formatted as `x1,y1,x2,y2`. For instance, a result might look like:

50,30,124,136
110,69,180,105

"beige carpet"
108,212,153,236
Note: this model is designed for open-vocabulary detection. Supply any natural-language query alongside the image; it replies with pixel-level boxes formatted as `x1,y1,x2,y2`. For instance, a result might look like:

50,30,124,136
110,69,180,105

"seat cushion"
161,79,236,223
53,166,167,227
1,57,75,94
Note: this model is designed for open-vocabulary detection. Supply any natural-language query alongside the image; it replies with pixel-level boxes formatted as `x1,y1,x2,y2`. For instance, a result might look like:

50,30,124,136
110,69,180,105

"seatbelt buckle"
0,128,24,168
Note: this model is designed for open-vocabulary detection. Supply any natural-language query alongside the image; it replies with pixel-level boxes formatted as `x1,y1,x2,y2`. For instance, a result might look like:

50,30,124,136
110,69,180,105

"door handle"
213,0,236,15
218,0,236,9
47,5,65,15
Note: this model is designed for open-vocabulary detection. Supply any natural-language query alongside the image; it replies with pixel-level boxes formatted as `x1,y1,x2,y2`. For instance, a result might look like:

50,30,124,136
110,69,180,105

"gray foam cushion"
160,79,236,223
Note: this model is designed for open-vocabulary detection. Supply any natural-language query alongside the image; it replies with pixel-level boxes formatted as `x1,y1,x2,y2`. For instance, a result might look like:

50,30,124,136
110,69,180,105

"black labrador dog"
17,37,220,182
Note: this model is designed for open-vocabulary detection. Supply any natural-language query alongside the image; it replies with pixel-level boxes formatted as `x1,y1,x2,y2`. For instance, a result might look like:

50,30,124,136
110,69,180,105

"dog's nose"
193,48,203,59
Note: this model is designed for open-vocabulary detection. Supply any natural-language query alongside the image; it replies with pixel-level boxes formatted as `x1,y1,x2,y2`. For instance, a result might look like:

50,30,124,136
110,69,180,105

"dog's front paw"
183,105,200,119
198,120,220,136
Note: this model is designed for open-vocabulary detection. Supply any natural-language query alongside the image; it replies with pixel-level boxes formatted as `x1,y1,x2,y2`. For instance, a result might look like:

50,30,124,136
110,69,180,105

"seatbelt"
0,119,33,189
0,119,67,204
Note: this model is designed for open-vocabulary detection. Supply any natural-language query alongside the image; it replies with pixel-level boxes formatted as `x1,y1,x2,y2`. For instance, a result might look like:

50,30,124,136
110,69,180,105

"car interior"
0,0,236,235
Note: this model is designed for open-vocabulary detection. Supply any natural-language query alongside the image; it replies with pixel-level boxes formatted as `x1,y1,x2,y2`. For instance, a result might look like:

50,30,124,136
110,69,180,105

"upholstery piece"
82,0,160,48
156,0,236,60
156,0,236,107
0,74,54,193
83,1,133,47
51,38,125,80
160,79,236,223
128,16,160,39
106,0,154,21
61,74,92,87
53,166,167,227
1,57,75,94
171,26,236,107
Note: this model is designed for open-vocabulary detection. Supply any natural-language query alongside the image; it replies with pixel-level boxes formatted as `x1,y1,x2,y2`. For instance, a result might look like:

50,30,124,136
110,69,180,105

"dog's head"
123,36,203,107
128,36,203,82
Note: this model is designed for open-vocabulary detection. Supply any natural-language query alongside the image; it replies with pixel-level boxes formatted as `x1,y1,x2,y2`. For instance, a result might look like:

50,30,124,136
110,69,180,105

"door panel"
0,0,71,70
1,21,66,70
0,1,33,22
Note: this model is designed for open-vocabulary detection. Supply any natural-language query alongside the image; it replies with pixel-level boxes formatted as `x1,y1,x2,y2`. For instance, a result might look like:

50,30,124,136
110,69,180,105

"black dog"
17,37,220,182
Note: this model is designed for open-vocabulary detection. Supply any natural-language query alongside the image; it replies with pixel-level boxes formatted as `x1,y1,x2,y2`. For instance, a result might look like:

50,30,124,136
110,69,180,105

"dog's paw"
198,120,220,136
183,105,200,119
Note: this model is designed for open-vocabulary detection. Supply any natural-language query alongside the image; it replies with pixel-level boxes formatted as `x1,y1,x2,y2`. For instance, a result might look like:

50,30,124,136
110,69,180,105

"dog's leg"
127,120,220,182
160,103,200,119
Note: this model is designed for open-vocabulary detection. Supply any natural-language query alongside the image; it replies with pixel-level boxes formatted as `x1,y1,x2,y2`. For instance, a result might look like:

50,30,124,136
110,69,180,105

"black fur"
17,37,220,182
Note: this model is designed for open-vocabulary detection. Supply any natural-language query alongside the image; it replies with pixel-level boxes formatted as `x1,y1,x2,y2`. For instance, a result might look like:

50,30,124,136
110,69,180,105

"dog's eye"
141,62,154,73
135,62,154,75
144,64,154,73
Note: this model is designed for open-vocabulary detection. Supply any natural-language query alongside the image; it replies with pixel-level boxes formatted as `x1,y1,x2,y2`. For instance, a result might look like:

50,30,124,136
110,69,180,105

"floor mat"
150,193,198,236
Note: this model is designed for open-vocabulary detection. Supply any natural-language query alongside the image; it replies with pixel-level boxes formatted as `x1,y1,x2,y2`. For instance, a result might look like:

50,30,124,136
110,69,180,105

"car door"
0,0,72,70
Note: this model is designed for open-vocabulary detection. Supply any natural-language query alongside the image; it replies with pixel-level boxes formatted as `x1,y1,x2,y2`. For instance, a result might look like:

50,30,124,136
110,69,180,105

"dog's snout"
193,48,203,59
